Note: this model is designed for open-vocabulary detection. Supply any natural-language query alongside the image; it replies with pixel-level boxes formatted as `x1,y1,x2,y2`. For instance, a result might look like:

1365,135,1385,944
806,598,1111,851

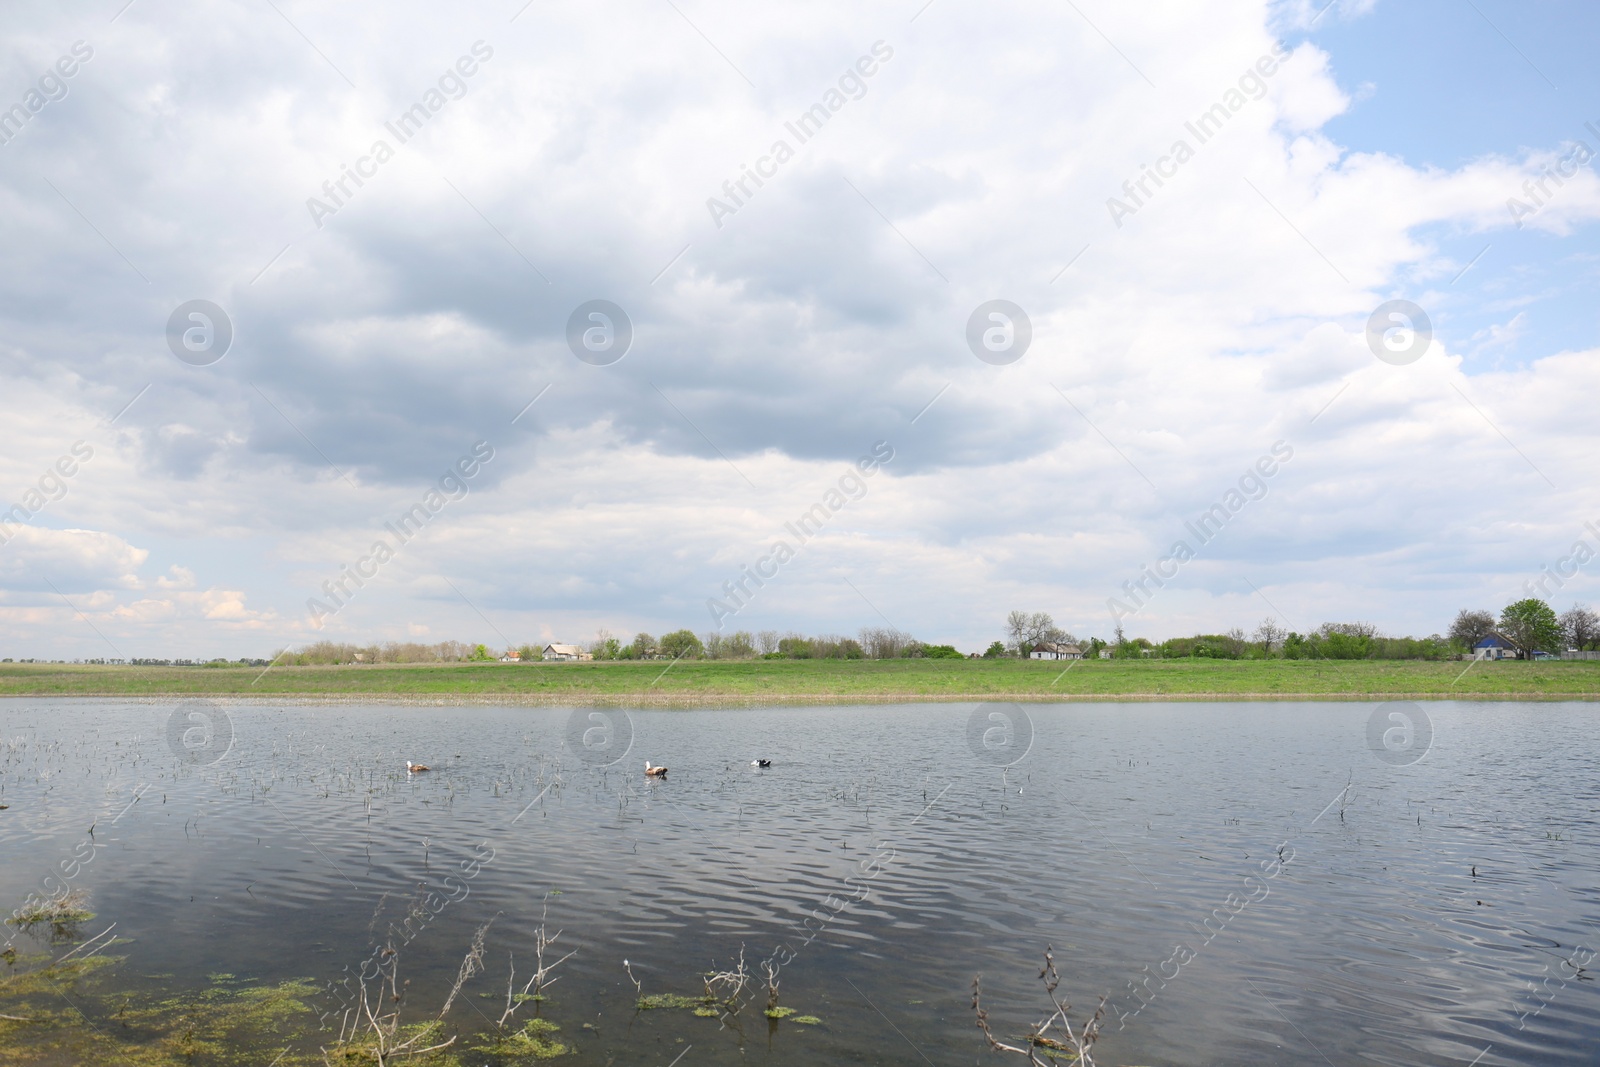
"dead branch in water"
703,944,749,1009
326,943,457,1066
496,899,575,1030
438,918,493,1018
973,946,1106,1067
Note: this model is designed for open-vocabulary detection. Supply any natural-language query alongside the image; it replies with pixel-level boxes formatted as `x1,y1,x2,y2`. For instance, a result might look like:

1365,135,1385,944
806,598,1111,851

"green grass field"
0,657,1597,703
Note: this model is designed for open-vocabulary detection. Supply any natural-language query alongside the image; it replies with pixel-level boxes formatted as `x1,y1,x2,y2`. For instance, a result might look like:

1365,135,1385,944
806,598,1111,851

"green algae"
470,1017,568,1059
0,955,325,1067
636,992,709,1010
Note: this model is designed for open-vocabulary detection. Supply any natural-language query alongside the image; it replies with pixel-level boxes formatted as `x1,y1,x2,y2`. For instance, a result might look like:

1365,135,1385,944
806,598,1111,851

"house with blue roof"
1472,631,1519,660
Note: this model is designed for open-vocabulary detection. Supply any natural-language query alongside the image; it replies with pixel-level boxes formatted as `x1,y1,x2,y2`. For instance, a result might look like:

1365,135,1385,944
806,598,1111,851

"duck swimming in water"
751,759,772,768
406,761,430,773
644,761,668,777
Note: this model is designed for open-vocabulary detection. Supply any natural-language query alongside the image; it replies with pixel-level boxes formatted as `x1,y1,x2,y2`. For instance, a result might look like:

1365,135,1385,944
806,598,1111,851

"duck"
751,759,772,768
644,761,668,777
406,761,431,773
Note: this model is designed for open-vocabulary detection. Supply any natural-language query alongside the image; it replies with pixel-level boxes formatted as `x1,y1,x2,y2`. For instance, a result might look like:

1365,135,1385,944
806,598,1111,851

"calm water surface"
1,700,1596,1065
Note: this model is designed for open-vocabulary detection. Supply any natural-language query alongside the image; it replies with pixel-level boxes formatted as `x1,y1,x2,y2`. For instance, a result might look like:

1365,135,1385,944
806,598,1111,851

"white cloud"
0,527,147,593
0,0,1594,656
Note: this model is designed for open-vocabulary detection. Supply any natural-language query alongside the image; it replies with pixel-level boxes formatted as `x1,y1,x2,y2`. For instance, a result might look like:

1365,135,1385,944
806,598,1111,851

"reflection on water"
1,700,1597,1065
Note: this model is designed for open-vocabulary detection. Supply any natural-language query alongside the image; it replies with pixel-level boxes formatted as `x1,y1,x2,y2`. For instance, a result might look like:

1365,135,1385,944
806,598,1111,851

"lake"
1,699,1596,1065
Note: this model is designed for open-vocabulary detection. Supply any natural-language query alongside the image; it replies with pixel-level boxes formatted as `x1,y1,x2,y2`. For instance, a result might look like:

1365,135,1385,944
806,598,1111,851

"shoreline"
1,690,1597,707
5,660,1599,705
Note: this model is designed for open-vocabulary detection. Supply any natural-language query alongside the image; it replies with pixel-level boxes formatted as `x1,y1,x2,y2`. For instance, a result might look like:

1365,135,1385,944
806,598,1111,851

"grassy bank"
1,657,1598,703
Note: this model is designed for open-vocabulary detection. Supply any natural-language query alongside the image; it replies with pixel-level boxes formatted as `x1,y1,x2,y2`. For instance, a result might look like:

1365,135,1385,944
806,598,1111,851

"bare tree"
859,626,915,659
1447,609,1496,648
1252,617,1285,652
1560,604,1599,651
756,630,780,655
1006,612,1058,654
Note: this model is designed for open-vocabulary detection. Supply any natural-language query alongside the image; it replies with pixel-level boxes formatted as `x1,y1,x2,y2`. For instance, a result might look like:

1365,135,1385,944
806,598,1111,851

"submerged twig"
973,947,1106,1067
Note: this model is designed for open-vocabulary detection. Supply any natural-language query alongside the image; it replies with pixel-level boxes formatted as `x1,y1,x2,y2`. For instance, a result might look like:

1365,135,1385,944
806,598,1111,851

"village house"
1029,641,1083,661
541,643,593,661
1471,632,1518,660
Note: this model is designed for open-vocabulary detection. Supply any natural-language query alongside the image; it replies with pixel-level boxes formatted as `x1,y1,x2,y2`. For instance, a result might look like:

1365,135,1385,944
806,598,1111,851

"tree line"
267,597,1599,667
1000,598,1599,661
557,627,962,661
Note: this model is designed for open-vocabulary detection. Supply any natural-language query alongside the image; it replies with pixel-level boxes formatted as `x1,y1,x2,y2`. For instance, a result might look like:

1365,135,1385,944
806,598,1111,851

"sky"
1,0,1598,660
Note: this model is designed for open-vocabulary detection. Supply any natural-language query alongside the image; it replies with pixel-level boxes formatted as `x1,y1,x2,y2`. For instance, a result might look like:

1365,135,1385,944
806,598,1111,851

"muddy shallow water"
1,699,1596,1065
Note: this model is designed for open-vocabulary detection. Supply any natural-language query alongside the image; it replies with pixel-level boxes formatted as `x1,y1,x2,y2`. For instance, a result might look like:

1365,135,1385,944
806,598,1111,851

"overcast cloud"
1,0,1597,658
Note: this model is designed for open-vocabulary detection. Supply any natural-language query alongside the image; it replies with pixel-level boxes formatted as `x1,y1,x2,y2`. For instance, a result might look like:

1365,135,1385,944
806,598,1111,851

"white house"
1030,642,1083,660
1471,632,1517,660
500,650,522,663
542,643,593,661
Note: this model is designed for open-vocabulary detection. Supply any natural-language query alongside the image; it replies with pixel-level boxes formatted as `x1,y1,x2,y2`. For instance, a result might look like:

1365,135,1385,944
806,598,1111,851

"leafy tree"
658,629,704,659
587,629,622,660
1318,621,1380,639
1560,604,1599,651
776,636,812,658
628,632,656,659
469,643,493,661
922,644,963,659
1320,631,1375,660
982,640,1006,658
1498,599,1562,658
722,631,757,658
1447,609,1496,649
1165,634,1241,659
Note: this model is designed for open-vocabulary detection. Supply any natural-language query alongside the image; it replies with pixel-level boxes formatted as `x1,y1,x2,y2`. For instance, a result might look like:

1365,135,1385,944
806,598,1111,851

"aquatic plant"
636,992,706,1010
8,887,95,934
760,956,783,1018
973,947,1107,1067
470,1017,567,1059
627,947,820,1025
0,949,325,1066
